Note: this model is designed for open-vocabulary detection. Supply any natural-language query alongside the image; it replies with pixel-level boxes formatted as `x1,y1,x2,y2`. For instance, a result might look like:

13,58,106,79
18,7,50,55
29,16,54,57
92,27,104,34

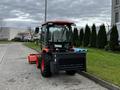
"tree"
97,24,107,48
83,24,91,47
90,24,97,47
78,28,84,46
109,25,119,51
73,28,79,46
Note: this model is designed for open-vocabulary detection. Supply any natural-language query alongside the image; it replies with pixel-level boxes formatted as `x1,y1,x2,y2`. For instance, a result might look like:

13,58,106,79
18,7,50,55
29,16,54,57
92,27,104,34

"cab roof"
42,21,74,26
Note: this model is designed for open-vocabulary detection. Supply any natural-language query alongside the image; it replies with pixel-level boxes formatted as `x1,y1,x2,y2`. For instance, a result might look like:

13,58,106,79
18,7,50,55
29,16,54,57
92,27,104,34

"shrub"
11,37,22,42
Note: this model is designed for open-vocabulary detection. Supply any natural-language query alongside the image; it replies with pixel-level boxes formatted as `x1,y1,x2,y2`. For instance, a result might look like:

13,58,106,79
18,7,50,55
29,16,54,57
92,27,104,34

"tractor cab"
40,21,76,52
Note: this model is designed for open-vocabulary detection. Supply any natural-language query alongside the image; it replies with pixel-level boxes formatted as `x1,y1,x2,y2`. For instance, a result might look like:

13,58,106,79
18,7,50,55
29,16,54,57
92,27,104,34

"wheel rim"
41,59,44,72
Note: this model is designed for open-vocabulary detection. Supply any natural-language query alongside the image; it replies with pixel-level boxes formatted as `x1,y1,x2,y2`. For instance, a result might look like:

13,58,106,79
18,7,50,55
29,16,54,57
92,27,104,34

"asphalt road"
0,43,108,90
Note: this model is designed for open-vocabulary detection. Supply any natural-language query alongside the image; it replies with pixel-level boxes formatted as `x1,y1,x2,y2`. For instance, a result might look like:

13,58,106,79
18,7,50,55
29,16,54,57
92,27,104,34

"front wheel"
40,55,51,77
66,70,76,75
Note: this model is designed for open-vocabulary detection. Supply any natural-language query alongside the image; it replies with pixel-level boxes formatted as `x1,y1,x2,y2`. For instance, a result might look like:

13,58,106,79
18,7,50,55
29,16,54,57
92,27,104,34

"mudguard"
28,54,39,64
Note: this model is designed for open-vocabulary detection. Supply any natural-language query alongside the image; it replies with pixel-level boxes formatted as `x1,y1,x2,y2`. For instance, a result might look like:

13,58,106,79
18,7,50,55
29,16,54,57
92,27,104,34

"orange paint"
42,48,49,53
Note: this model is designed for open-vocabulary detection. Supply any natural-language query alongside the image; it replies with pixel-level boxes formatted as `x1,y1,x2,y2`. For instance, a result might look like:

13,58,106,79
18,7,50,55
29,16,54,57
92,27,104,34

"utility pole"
45,0,47,22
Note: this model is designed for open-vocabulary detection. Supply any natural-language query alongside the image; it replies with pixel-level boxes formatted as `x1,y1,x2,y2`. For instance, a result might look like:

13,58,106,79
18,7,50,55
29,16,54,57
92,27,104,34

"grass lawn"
0,41,12,44
23,42,41,52
23,42,120,87
87,48,120,87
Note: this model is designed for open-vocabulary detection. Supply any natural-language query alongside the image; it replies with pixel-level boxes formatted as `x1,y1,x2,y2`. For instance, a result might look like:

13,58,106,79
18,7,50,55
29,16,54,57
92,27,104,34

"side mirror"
35,27,39,34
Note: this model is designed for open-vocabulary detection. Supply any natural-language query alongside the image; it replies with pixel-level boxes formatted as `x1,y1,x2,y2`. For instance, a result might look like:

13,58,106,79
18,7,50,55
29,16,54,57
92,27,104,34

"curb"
78,72,120,90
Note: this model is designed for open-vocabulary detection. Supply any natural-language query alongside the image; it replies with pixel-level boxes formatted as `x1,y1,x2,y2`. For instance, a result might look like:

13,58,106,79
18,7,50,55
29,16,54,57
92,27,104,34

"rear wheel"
66,70,76,75
36,58,39,68
28,56,32,64
36,56,41,69
40,54,51,77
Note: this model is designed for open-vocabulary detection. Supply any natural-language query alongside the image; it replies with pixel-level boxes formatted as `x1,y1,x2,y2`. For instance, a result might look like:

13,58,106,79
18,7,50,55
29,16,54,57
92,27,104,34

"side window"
116,0,119,5
41,25,47,42
115,12,119,23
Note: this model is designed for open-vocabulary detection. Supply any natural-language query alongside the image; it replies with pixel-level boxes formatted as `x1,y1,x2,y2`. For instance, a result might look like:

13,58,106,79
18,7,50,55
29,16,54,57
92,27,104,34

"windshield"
48,25,72,42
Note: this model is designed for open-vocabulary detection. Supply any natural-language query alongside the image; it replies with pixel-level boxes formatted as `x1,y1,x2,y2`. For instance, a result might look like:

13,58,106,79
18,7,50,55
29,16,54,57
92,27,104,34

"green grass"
23,42,41,51
87,48,120,87
0,41,12,44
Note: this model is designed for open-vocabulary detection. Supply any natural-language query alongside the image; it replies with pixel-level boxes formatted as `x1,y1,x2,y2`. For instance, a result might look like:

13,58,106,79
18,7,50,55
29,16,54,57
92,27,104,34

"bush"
114,45,120,51
105,44,110,51
11,37,22,42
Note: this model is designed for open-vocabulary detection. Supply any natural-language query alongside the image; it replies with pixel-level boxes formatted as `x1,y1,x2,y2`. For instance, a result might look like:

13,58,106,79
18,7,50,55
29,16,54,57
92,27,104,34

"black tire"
40,54,51,77
66,70,76,75
36,56,42,69
29,61,32,64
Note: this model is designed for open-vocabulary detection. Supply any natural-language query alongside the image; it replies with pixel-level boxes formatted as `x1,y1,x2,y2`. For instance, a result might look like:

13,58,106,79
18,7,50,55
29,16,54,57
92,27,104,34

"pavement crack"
7,78,16,83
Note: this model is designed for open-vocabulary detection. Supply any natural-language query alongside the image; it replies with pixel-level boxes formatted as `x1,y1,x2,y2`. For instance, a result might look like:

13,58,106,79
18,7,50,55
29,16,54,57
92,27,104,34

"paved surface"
0,43,108,90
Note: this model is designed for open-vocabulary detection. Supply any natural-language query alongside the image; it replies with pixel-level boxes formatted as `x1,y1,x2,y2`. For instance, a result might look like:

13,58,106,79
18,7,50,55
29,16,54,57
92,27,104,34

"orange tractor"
28,21,87,77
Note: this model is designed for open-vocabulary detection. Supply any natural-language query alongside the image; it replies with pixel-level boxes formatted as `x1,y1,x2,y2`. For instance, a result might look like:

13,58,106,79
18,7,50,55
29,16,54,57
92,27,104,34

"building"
9,27,28,40
112,0,120,40
0,27,10,40
0,27,30,41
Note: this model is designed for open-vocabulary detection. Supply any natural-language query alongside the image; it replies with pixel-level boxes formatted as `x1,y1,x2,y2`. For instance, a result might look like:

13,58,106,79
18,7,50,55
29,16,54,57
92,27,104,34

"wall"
0,27,10,40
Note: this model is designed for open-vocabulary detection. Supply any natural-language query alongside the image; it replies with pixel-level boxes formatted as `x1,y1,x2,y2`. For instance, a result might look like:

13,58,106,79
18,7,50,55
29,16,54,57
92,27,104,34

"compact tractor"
28,21,87,77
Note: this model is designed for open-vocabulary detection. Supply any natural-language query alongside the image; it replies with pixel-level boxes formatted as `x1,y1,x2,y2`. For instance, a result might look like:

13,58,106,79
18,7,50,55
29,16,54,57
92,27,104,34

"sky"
0,0,111,28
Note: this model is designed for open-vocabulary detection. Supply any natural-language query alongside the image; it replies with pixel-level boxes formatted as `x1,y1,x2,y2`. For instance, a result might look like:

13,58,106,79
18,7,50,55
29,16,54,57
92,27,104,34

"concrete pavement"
0,43,108,90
